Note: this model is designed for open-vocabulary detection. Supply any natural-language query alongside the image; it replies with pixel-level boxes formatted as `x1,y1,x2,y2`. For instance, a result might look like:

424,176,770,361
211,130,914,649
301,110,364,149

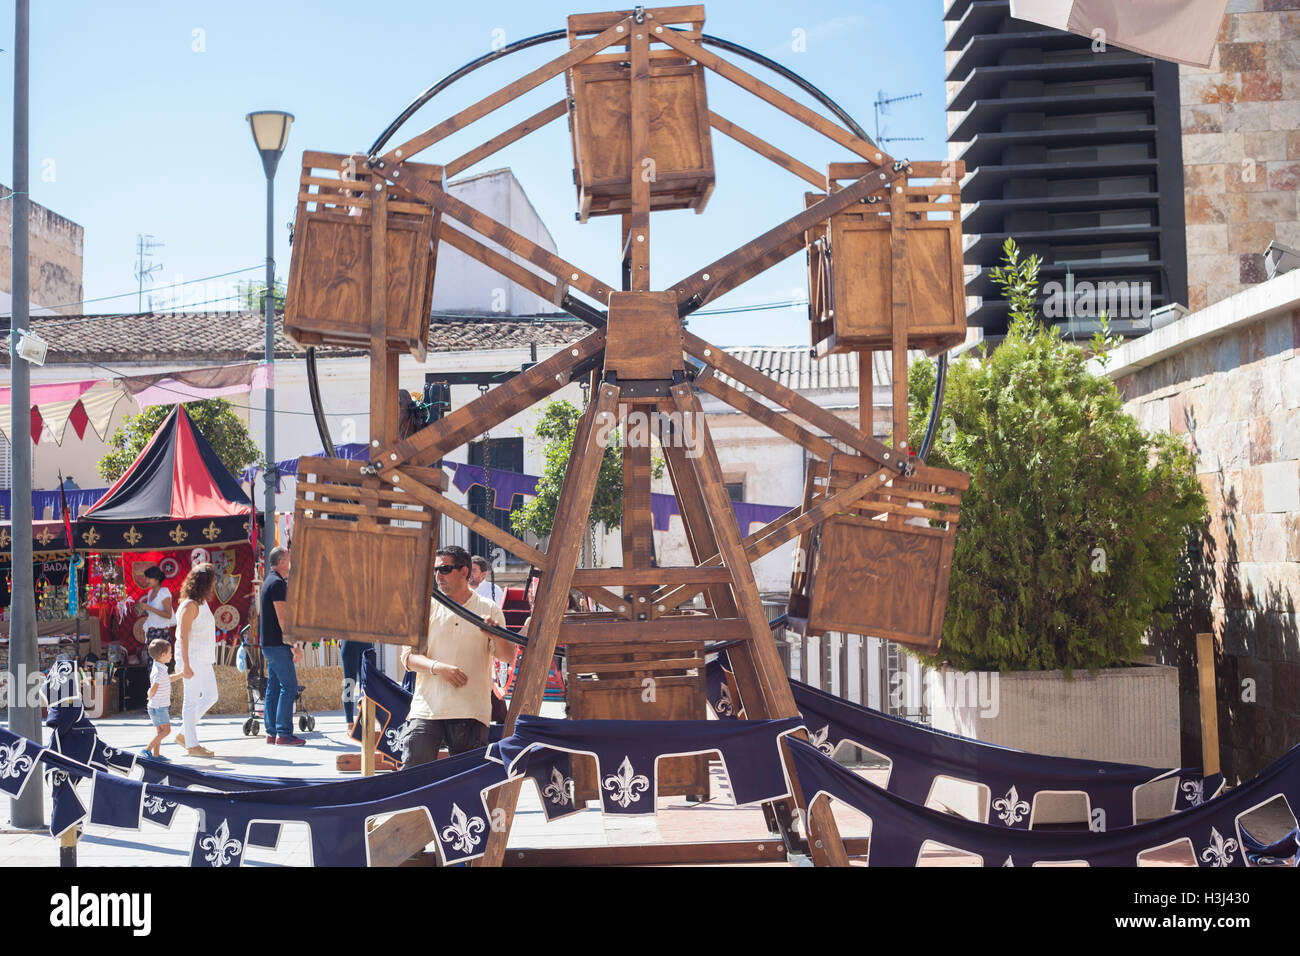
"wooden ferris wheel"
281,4,970,867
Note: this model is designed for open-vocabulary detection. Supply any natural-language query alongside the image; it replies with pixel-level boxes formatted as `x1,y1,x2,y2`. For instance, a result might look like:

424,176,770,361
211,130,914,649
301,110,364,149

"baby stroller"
238,626,316,736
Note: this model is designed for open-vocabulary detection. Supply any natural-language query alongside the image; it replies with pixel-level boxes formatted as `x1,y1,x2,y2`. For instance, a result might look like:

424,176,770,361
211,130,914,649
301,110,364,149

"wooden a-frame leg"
477,382,622,867
669,382,850,867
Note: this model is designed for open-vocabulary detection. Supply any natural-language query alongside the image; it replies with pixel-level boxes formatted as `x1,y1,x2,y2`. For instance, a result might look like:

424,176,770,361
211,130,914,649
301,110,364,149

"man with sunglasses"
398,545,513,764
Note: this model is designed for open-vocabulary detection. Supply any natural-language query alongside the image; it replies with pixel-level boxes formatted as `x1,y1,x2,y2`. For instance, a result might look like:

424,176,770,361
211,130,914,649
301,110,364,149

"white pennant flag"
1010,0,1229,68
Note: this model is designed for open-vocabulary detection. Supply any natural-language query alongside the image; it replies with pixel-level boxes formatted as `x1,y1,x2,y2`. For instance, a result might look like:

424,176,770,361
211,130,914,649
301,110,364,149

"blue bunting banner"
783,737,1300,867
707,657,1219,831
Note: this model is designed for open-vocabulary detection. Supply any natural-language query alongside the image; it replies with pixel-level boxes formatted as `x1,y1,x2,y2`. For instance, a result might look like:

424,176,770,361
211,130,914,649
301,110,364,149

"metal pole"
262,173,275,566
8,0,43,830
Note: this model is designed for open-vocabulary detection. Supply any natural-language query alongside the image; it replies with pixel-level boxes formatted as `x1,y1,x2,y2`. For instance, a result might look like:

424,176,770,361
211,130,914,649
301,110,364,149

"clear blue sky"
1,0,951,346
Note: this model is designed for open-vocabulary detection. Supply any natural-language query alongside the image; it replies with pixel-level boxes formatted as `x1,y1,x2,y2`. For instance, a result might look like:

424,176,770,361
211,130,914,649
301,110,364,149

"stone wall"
1112,300,1300,783
0,184,84,314
1180,3,1300,312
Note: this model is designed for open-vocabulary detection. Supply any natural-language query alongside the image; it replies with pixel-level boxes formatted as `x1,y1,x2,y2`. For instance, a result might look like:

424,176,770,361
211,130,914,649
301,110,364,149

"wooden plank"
670,383,849,866
567,5,705,33
672,170,904,311
830,160,963,181
656,28,887,165
890,171,911,459
558,617,752,643
445,100,568,178
569,584,638,619
701,233,808,312
380,19,633,164
367,808,434,866
571,567,734,586
361,695,376,777
685,331,900,467
1197,632,1221,777
379,327,605,468
709,112,823,189
478,384,621,867
388,469,547,569
504,840,785,866
695,373,838,460
628,28,651,291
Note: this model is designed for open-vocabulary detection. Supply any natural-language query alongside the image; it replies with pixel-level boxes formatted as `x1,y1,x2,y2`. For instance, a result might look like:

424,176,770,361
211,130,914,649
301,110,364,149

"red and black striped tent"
76,404,253,553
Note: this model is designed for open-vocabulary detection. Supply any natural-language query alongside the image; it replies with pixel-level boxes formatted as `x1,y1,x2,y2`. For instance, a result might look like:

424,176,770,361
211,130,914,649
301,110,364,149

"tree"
98,399,261,484
237,278,286,312
905,239,1207,673
511,399,663,540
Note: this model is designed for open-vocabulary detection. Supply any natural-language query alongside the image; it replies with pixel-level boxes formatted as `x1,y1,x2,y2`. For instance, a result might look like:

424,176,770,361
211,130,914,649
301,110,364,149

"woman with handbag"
175,563,219,758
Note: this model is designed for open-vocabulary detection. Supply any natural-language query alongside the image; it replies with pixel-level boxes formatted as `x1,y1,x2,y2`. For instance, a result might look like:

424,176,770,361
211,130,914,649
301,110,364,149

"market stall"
75,404,257,672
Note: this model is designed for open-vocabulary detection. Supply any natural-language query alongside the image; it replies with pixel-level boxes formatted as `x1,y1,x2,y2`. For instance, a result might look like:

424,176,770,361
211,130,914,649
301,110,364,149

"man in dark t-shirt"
260,547,306,746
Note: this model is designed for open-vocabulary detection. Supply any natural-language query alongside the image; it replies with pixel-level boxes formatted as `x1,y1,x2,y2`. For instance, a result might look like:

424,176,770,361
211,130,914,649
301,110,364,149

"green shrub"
907,240,1206,672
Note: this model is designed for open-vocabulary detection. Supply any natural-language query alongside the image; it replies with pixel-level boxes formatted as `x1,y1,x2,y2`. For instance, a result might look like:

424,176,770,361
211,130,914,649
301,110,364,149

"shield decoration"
213,604,241,632
211,549,240,605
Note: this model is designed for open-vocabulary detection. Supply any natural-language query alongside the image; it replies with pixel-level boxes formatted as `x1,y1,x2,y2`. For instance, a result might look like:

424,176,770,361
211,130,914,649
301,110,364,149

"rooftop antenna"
874,89,924,145
134,234,164,311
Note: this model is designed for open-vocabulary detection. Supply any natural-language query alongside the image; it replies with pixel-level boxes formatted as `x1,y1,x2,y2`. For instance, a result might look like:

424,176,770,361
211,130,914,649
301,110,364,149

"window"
725,480,745,502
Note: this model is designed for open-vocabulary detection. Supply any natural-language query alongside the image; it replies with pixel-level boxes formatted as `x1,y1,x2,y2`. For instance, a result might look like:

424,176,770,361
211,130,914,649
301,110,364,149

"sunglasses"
434,564,466,575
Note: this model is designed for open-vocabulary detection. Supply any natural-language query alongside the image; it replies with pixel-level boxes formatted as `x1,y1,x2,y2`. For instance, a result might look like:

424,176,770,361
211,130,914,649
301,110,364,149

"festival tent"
75,405,258,652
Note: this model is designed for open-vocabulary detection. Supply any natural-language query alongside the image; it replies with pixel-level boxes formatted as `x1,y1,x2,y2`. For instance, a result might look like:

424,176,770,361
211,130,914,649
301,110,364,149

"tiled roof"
4,311,592,365
719,346,927,390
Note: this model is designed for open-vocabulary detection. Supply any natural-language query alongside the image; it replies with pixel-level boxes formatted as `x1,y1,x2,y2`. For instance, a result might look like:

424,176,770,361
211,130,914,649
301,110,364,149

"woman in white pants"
175,563,219,757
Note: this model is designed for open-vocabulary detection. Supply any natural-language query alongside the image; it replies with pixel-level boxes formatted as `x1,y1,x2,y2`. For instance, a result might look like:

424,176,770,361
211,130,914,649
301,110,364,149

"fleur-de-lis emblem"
1181,779,1205,807
542,767,574,807
35,526,56,546
993,786,1030,826
202,521,221,542
440,803,486,853
123,525,142,546
716,684,733,717
47,769,70,789
81,526,100,547
0,528,10,549
602,756,650,809
1199,827,1238,867
169,524,188,544
809,725,835,756
0,740,35,782
143,794,177,815
199,819,243,866
384,722,413,763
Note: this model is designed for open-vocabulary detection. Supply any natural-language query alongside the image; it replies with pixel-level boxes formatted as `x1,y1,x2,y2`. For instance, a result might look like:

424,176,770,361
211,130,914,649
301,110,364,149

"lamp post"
245,110,293,568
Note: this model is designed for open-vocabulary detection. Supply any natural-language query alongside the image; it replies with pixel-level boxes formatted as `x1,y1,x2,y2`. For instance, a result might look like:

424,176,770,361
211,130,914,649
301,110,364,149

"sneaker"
275,735,306,747
265,734,277,745
187,746,215,758
174,733,187,748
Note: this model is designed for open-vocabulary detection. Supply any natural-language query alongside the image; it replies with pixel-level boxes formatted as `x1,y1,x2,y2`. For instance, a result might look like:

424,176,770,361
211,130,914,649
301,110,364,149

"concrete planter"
922,663,1182,825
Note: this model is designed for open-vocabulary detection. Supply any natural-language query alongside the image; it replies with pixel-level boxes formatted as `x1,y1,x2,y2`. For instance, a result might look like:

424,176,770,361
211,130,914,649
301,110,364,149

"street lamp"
246,110,293,569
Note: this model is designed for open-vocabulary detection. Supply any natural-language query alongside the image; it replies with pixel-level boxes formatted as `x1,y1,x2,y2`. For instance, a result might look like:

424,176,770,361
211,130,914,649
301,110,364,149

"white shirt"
142,586,174,630
475,579,505,605
401,589,506,726
176,598,217,667
147,660,171,707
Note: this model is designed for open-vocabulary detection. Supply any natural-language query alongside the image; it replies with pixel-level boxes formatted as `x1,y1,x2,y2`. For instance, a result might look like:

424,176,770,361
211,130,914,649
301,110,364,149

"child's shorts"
148,706,171,727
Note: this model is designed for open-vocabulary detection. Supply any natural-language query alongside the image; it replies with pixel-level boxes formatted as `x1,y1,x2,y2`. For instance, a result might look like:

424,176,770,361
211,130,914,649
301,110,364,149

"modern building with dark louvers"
944,0,1189,342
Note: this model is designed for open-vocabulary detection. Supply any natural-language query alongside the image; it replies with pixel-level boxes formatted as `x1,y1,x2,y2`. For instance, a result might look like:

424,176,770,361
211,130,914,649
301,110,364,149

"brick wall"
1181,3,1300,312
1115,307,1300,782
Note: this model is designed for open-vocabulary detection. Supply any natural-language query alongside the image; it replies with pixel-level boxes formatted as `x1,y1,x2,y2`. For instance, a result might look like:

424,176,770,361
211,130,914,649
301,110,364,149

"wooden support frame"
478,384,622,867
287,5,971,868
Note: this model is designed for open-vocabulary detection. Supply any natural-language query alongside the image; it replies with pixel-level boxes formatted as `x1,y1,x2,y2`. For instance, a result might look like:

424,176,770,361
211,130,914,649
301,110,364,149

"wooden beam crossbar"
655,26,889,166
445,100,568,178
378,18,634,166
376,327,606,469
708,111,824,189
671,167,907,312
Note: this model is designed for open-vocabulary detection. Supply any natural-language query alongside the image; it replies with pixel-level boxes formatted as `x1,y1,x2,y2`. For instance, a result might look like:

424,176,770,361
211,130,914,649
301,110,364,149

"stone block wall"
1116,309,1300,783
0,183,84,314
1181,3,1300,312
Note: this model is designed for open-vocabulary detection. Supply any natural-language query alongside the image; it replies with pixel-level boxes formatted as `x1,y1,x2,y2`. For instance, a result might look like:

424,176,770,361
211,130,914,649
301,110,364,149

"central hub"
603,290,685,381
